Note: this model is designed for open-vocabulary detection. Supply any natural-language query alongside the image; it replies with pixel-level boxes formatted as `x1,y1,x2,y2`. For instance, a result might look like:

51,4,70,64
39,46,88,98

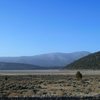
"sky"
0,0,100,56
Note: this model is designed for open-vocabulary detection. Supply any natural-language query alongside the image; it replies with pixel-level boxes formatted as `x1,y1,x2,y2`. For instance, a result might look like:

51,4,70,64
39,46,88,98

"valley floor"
0,70,100,75
0,71,100,97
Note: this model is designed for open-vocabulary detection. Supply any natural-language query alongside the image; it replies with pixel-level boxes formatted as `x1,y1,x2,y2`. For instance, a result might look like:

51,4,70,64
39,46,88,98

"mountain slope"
65,51,100,69
0,62,42,70
0,51,90,67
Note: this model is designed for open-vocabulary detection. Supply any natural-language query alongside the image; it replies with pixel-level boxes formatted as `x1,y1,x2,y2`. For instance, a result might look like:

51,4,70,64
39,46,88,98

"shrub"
5,76,8,81
76,71,82,80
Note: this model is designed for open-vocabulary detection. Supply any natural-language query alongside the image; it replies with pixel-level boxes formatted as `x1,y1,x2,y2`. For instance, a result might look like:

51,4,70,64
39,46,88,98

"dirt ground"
0,73,100,97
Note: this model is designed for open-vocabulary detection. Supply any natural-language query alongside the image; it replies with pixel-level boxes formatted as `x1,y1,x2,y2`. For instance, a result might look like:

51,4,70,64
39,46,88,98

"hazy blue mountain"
0,51,90,68
0,62,42,70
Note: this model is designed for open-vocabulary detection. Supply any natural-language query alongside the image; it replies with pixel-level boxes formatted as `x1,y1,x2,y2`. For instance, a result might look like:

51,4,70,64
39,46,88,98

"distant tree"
76,71,82,80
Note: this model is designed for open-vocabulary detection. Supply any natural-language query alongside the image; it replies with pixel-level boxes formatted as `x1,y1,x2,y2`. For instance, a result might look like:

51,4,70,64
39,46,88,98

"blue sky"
0,0,100,56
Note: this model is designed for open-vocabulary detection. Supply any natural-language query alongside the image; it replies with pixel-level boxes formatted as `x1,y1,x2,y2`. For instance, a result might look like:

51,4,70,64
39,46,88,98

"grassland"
0,70,100,97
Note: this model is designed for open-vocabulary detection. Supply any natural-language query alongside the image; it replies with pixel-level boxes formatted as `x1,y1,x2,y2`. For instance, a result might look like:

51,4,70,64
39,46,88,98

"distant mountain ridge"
0,62,42,70
65,51,100,69
0,51,90,68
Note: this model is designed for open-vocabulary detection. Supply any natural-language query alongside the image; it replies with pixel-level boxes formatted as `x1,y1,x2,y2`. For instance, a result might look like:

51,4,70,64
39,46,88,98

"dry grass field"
0,70,100,97
0,70,100,75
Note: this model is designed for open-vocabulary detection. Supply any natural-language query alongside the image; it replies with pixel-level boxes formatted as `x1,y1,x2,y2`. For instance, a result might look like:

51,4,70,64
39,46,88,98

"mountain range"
65,51,100,69
0,62,42,70
0,51,90,70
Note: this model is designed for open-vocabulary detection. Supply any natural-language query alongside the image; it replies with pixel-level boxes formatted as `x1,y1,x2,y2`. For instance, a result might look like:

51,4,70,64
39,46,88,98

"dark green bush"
76,71,82,80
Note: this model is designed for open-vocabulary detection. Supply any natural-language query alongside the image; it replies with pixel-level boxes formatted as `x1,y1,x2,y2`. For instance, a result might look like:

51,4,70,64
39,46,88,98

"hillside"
65,51,100,69
0,62,42,70
0,51,90,67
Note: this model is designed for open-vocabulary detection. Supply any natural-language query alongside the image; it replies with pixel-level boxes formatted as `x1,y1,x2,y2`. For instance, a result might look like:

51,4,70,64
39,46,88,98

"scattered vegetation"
0,75,100,97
